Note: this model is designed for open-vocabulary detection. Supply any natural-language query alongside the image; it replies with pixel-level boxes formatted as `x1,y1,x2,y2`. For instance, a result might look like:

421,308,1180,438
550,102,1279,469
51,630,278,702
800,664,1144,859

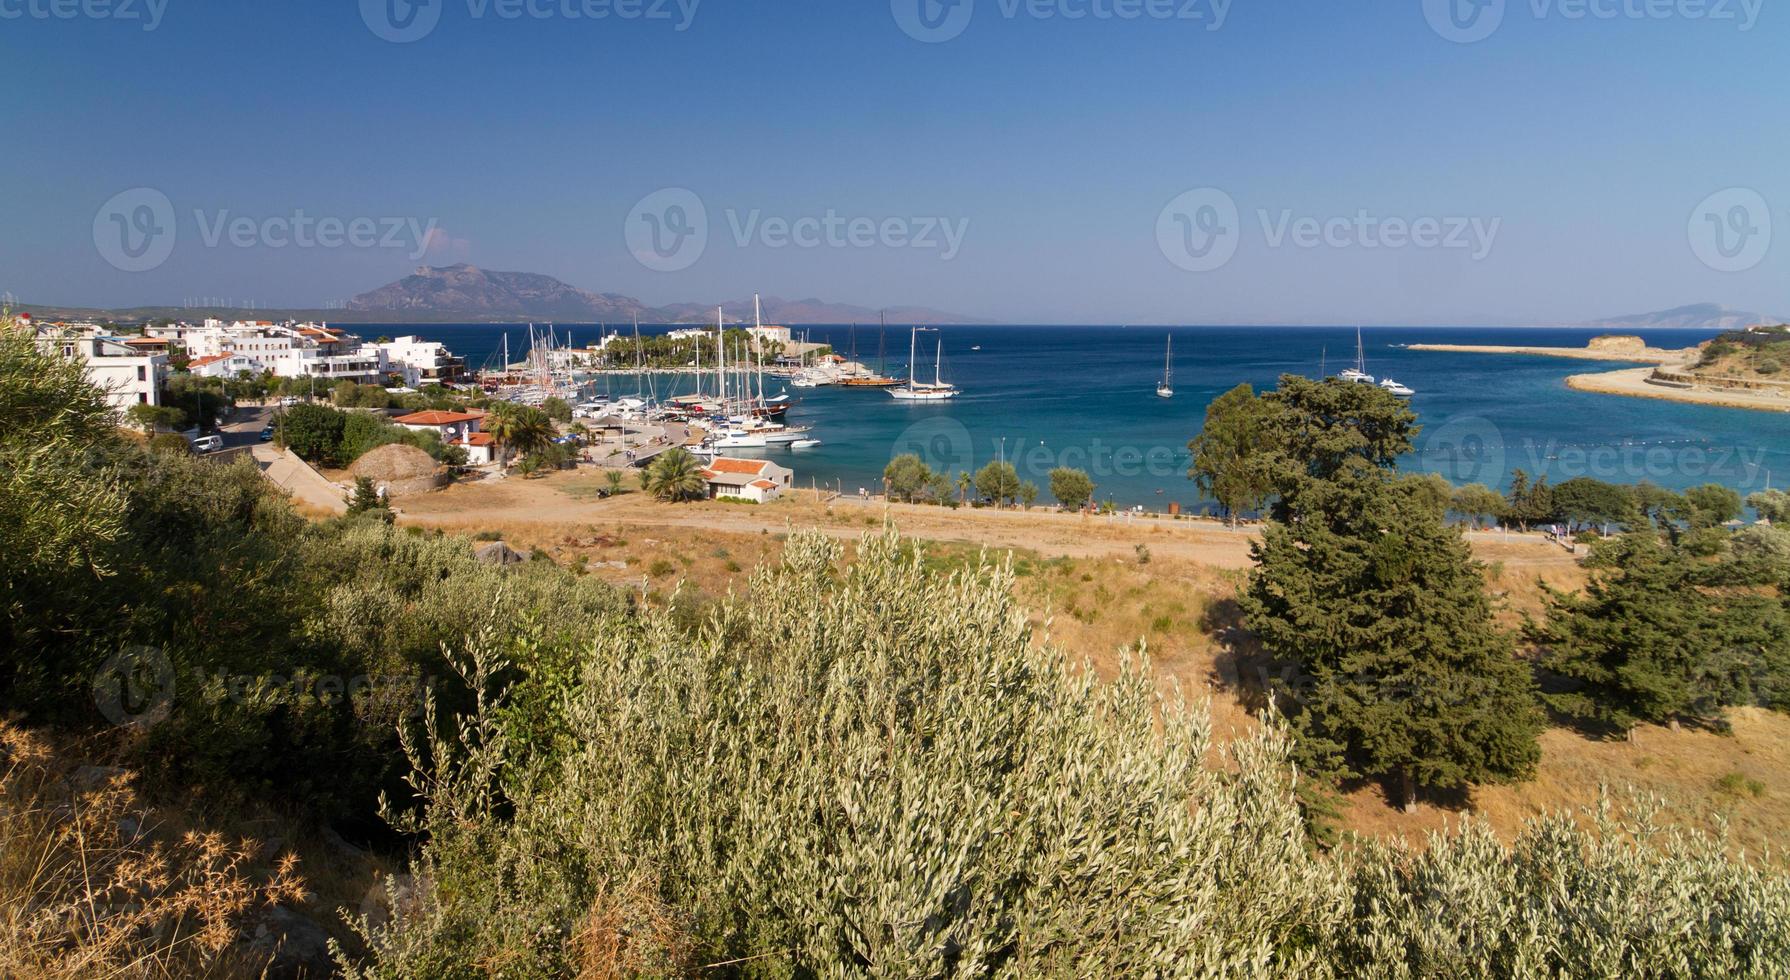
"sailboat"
890,326,959,401
1156,335,1175,399
838,313,903,387
1338,327,1376,384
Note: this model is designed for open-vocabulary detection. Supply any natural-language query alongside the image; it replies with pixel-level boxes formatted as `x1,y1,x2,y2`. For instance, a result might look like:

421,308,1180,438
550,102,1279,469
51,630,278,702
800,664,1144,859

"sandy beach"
1410,338,1790,413
1565,366,1790,413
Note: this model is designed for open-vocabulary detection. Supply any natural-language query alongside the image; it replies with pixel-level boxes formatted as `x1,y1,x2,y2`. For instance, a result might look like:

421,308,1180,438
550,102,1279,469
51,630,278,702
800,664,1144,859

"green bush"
343,531,1790,978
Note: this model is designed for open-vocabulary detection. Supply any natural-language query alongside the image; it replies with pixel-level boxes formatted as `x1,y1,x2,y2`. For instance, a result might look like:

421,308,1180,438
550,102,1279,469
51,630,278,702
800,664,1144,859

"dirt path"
253,444,347,515
394,470,1578,571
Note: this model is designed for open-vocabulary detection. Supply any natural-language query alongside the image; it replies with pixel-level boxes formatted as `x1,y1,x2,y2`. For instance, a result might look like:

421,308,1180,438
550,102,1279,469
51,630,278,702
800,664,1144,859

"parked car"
259,425,276,442
191,435,224,454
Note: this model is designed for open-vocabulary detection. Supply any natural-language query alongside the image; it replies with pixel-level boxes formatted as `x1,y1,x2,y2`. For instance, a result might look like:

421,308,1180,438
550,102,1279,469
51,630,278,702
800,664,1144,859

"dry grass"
0,722,309,978
339,479,1786,856
471,518,1783,857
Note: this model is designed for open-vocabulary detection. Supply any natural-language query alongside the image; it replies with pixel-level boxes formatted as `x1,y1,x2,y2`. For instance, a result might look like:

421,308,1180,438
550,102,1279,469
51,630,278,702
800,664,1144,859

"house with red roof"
448,431,498,466
393,409,486,445
699,456,793,504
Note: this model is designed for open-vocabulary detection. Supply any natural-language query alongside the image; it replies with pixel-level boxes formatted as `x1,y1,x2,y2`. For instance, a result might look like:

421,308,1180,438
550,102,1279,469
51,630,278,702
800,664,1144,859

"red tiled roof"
751,480,776,489
394,411,482,426
452,433,496,447
189,354,232,367
706,457,770,475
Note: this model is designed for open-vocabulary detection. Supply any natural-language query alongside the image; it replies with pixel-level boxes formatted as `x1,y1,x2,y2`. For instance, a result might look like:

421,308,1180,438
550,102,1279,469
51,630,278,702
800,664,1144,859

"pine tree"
1244,460,1543,813
1532,532,1790,735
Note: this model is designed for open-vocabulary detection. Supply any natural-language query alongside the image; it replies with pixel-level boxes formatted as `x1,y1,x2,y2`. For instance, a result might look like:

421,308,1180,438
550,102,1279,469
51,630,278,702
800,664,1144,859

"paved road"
218,405,273,451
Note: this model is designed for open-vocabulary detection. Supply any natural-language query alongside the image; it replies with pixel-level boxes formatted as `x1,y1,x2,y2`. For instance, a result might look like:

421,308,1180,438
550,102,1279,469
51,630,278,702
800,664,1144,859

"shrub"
342,531,1790,977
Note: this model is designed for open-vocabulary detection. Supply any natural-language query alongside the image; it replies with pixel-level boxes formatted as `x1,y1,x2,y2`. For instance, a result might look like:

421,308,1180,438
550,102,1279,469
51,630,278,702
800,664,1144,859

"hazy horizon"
5,3,1785,325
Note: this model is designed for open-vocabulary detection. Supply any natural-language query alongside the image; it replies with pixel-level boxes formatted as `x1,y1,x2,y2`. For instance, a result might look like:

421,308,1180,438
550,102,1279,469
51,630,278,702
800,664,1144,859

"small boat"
790,438,822,450
890,326,959,401
1156,335,1175,399
1379,378,1415,398
971,345,982,351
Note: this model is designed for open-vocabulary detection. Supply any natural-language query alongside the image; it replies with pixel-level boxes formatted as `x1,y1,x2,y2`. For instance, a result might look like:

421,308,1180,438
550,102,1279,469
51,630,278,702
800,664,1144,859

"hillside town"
20,312,799,507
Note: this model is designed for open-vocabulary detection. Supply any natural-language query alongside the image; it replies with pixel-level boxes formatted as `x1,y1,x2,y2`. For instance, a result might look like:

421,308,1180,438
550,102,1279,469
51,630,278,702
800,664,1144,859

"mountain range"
1582,303,1785,330
343,265,985,325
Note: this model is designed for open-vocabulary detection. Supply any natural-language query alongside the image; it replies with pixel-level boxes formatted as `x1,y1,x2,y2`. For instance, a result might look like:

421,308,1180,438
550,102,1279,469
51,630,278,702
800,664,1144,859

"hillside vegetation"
4,315,1790,976
1691,325,1790,378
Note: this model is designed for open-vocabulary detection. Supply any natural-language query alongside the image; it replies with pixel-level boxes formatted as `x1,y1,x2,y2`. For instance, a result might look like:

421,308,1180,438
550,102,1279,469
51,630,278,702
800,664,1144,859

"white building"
700,457,793,503
41,334,168,416
374,336,465,387
748,324,792,347
188,352,266,379
184,320,387,384
448,431,498,466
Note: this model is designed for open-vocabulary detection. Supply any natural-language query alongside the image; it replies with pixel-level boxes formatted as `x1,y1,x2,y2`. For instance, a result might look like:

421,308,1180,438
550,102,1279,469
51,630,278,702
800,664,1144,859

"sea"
339,323,1787,512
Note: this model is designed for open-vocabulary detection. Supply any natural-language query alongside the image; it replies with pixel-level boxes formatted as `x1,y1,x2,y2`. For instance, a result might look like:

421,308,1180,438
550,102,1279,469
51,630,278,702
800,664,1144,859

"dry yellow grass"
329,474,1785,856
0,723,313,978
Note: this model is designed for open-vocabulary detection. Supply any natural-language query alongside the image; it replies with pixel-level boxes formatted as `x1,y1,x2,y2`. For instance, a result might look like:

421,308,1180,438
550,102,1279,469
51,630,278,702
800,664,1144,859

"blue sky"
2,0,1785,323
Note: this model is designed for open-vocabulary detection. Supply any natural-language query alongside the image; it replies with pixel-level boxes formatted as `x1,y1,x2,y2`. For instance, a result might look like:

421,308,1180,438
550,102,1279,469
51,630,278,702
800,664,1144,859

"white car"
191,435,224,454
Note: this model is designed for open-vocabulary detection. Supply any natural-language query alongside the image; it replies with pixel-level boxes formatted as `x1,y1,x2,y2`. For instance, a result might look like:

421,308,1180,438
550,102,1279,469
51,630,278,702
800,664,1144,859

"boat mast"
907,326,918,393
934,334,943,387
716,308,726,409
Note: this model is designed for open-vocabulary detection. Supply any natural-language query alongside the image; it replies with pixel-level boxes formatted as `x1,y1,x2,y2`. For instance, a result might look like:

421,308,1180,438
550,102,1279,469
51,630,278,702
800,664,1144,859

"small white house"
393,409,485,445
700,457,793,504
188,352,266,379
449,431,498,466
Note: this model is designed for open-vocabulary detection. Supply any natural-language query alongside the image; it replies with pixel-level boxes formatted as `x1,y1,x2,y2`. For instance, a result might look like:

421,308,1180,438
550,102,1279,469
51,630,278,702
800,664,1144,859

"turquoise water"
347,324,1786,511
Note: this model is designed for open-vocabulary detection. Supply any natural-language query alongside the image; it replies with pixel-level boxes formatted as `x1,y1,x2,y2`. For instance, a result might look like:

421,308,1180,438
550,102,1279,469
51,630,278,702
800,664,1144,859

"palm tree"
956,471,972,506
604,469,626,497
485,404,555,468
642,448,708,502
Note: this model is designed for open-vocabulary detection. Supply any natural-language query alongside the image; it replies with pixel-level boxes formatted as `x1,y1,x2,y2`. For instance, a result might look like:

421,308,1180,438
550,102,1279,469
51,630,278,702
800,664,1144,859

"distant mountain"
1585,303,1786,330
659,295,986,326
347,265,658,321
335,266,985,325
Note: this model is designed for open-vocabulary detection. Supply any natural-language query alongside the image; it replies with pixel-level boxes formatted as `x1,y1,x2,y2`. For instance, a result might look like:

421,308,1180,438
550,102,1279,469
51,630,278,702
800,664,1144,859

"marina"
350,322,1786,507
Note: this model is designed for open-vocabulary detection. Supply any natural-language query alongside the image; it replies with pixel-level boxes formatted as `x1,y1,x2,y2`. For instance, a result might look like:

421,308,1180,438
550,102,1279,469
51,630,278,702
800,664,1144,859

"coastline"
1565,366,1790,414
1407,338,1790,413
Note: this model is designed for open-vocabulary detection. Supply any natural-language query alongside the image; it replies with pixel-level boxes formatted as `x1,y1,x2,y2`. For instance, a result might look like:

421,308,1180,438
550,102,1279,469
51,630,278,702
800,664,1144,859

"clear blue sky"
2,0,1785,323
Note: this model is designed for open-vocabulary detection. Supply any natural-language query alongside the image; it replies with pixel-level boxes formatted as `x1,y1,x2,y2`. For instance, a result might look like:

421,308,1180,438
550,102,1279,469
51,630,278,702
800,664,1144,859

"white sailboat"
1338,326,1376,384
890,326,959,401
1156,335,1175,399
